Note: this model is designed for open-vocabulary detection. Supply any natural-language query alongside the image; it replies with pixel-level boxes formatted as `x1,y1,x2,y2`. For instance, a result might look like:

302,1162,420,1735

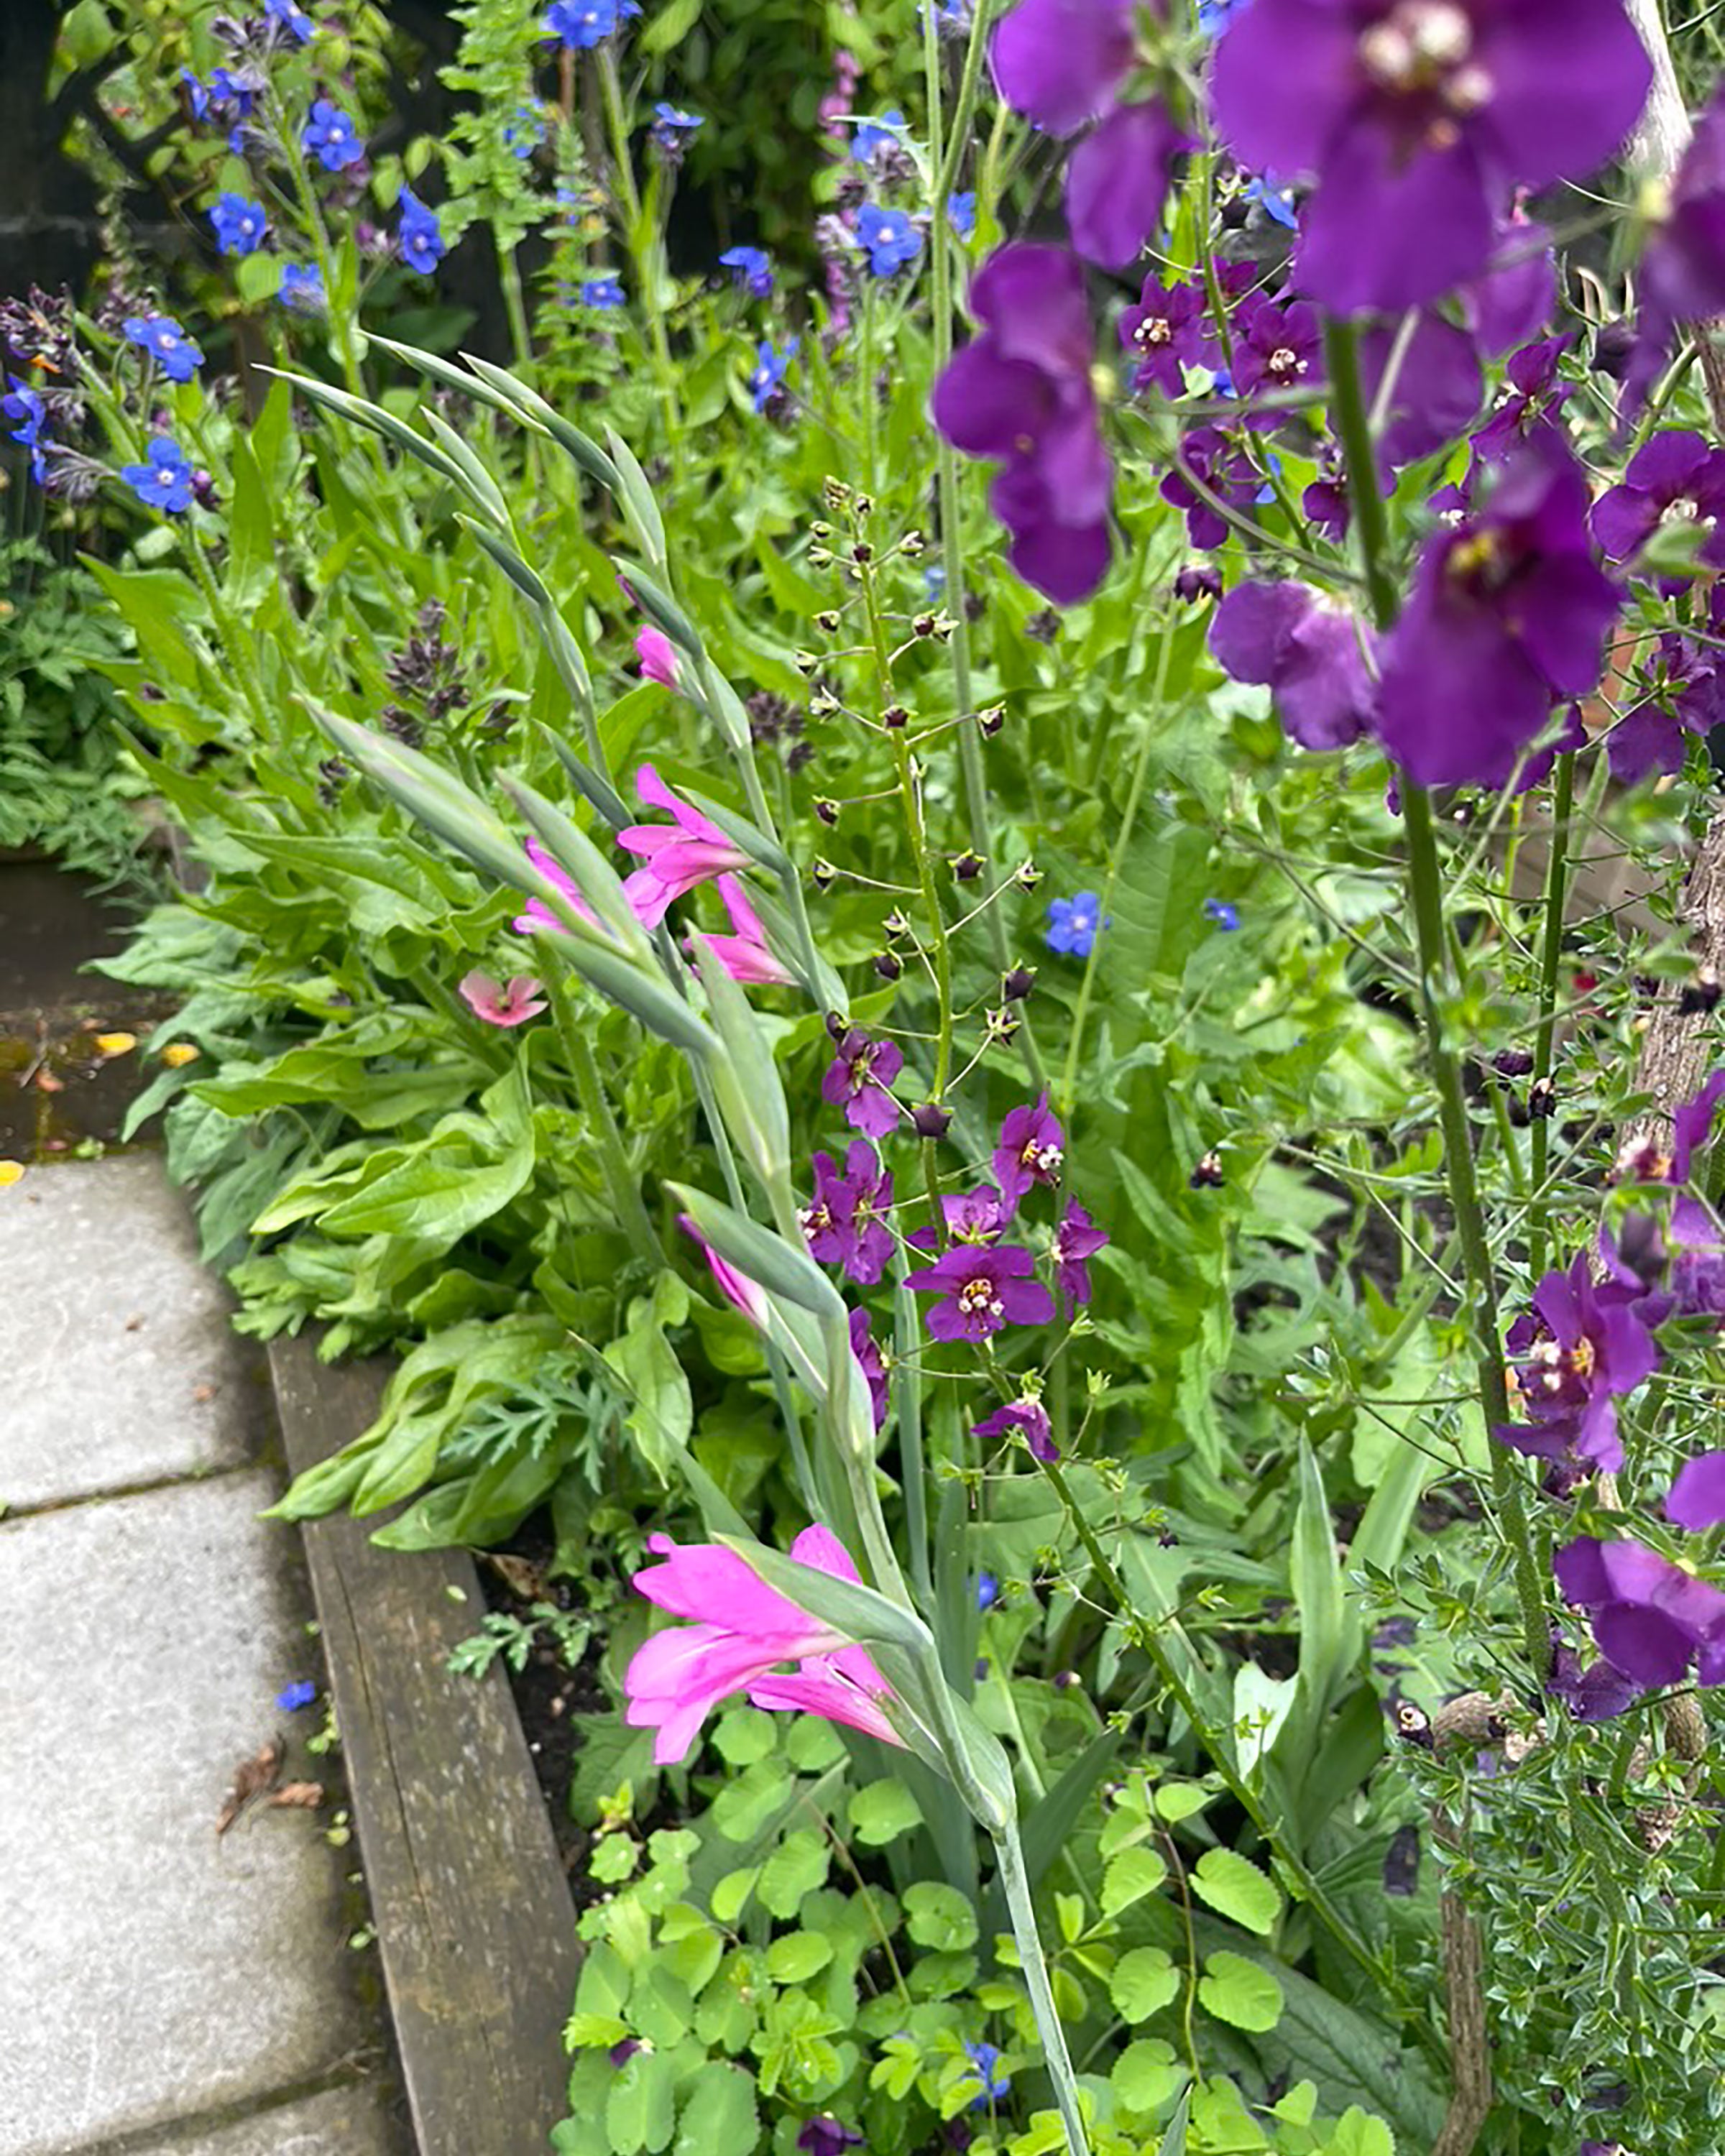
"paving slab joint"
44,2065,411,2156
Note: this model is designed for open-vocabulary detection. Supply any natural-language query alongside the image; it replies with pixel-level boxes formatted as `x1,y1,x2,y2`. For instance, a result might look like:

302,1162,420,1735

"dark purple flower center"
960,1274,1003,1317
1445,525,1522,600
1519,1332,1596,1405
1020,1135,1062,1176
1134,314,1172,346
1266,343,1305,382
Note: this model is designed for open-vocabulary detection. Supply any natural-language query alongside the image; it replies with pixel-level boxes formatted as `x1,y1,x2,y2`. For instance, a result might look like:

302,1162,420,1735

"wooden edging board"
267,1334,582,2156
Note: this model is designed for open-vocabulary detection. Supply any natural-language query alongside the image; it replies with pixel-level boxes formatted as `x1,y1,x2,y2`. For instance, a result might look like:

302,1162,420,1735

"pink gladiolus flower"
678,1212,769,1325
618,764,750,929
624,1524,906,1764
458,969,548,1027
512,838,602,937
696,875,794,985
636,625,681,689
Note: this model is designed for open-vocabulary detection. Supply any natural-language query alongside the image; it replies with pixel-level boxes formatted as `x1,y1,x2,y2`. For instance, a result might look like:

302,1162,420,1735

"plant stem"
1325,314,1549,1677
546,963,661,1270
995,1822,1092,2156
1528,750,1575,1277
594,46,683,459
921,0,1047,1080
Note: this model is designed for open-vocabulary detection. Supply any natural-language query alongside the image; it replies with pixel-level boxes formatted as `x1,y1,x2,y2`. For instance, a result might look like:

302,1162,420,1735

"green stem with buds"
1324,317,1549,1677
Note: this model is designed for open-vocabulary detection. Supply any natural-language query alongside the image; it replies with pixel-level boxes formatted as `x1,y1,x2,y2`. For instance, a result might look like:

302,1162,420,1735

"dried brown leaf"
481,1551,546,1601
267,1782,324,1810
216,1736,283,1834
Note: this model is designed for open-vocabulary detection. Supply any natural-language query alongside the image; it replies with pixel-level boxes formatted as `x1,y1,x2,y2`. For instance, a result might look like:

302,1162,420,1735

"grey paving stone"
0,1473,386,2156
119,2079,407,2156
0,1154,274,1511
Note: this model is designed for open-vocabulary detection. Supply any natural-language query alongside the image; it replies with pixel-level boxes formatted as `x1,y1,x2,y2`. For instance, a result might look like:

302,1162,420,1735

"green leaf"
1110,1946,1182,2022
669,1184,845,1322
1190,1848,1281,1936
642,0,703,51
712,1707,776,1766
602,1272,694,1482
1113,2037,1181,2113
1100,1844,1167,1918
607,2046,677,2155
765,1930,834,1983
1197,1950,1283,2033
848,1778,922,1846
709,1867,757,1923
757,1828,829,1920
903,1881,978,1952
1323,2108,1395,2156
589,1834,638,1883
671,2062,759,2156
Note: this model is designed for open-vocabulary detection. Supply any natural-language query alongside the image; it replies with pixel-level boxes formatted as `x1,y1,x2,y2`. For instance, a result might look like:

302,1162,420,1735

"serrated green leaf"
848,1777,921,1846
1190,1848,1281,1936
1197,1950,1283,2033
903,1881,978,1951
765,1930,834,1983
757,1828,829,1919
1110,1945,1182,2022
671,2062,759,2156
1100,1843,1167,1917
607,2047,677,2155
1113,2037,1181,2113
1325,2106,1395,2156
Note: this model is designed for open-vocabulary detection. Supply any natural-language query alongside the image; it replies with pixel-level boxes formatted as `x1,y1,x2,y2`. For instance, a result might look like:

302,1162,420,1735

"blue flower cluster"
398,186,446,275
748,336,796,414
719,246,773,299
856,204,921,277
4,378,48,485
210,194,268,257
543,0,638,48
1046,890,1109,958
122,315,203,384
122,438,196,515
303,98,364,172
584,276,625,310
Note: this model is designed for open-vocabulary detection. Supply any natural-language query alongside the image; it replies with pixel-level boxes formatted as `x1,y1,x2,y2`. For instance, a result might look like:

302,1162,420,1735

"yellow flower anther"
94,1031,137,1056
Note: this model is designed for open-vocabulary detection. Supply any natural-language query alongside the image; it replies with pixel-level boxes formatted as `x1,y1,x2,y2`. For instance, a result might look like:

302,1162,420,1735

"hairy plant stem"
920,0,1047,1086
1325,315,1549,1677
546,964,661,1270
1527,750,1576,1277
183,535,271,740
860,568,956,1094
994,1823,1092,2156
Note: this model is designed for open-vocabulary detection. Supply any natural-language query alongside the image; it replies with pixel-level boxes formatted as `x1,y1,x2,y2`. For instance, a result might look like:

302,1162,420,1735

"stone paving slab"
0,1472,388,2156
122,2080,404,2156
0,1155,273,1513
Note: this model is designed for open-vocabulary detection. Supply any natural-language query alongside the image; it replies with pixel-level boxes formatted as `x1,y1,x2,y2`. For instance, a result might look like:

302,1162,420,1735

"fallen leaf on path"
191,1383,216,1404
267,1782,325,1810
216,1736,283,1834
482,1551,546,1600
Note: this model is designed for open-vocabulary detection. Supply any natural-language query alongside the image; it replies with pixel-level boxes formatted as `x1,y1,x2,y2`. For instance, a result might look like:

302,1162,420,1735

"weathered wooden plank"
268,1334,580,2156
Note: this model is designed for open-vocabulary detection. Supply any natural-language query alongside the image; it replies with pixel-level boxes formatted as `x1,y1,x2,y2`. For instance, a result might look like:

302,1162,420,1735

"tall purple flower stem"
1527,747,1576,1279
1325,314,1548,1675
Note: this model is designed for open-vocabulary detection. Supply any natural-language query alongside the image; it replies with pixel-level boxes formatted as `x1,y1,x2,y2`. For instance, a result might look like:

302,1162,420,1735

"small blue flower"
856,204,922,277
180,68,211,121
277,1679,318,1711
543,0,638,49
1046,891,1109,959
948,191,976,240
719,244,773,299
209,66,260,117
852,107,906,163
123,315,203,385
583,275,626,309
962,2040,1011,2109
502,105,543,160
748,335,797,413
4,377,48,484
1203,897,1241,931
398,185,446,276
209,193,268,257
653,101,702,134
264,0,315,37
279,262,326,313
121,436,196,515
1243,172,1298,230
303,98,364,172
976,1571,999,1612
923,562,947,603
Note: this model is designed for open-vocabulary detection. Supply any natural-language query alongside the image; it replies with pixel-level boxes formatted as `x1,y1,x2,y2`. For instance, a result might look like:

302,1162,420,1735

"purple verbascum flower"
1162,425,1262,550
990,0,1134,132
908,1184,1013,1250
1232,292,1322,417
1376,437,1620,787
1360,310,1483,474
1606,633,1725,785
931,244,1112,603
822,1029,903,1139
1553,1537,1725,1691
618,765,750,926
797,2119,864,2156
1546,1635,1638,1723
1591,430,1725,576
994,1092,1064,1208
1053,1197,1107,1309
1210,0,1651,315
1210,581,1379,750
1065,101,1185,270
1495,1253,1660,1473
1668,1452,1725,1531
1461,205,1558,355
975,1394,1059,1461
1628,91,1725,413
850,1308,890,1429
911,1243,1054,1342
802,1140,896,1285
1469,333,1571,464
1118,274,1219,395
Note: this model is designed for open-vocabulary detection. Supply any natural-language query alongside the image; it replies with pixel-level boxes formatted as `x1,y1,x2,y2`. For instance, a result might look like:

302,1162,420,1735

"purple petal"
1209,0,1358,175
1475,0,1652,191
1592,1603,1694,1688
1667,1451,1725,1532
990,0,1134,135
931,344,1056,458
1297,125,1494,315
1210,580,1308,685
1066,102,1179,272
